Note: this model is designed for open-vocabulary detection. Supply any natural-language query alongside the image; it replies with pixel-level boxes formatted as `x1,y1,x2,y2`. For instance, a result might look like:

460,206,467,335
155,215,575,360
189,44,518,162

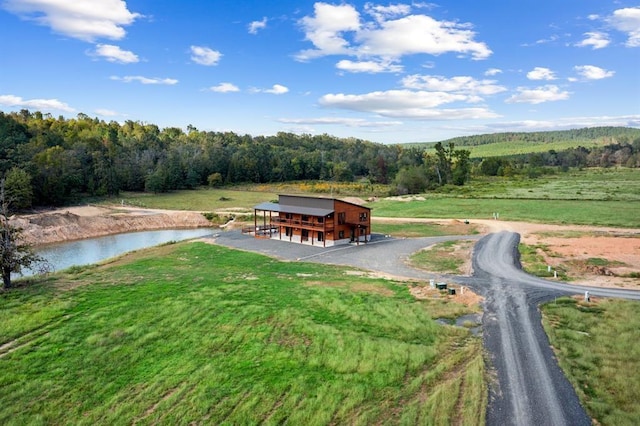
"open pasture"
0,242,485,425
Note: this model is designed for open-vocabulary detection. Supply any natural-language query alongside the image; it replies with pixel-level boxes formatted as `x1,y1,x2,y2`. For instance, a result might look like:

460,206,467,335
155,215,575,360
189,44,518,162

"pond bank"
11,205,214,246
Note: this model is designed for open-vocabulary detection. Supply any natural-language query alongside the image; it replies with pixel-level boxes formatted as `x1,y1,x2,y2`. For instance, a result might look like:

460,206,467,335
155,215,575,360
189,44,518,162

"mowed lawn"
0,242,484,425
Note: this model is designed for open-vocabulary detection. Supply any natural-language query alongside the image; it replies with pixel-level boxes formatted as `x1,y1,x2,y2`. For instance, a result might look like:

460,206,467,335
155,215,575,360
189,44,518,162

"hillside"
405,127,640,158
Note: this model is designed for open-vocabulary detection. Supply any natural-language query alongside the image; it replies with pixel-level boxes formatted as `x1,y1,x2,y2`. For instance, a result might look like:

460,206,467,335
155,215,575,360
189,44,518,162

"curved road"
214,230,640,425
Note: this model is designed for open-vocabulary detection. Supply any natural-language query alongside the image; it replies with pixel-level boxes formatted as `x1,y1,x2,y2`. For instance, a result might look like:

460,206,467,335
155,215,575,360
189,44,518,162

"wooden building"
247,195,371,247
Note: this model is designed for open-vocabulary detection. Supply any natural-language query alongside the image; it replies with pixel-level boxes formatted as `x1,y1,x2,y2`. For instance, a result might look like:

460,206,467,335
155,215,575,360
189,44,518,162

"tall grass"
0,242,485,425
541,298,640,425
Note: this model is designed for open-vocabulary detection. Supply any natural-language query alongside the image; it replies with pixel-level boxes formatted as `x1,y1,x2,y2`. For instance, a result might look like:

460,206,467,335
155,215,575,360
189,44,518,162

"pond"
18,228,214,278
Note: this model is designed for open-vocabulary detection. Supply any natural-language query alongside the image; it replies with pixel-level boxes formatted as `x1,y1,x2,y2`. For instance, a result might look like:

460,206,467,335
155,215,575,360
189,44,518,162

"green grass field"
104,168,640,229
541,298,640,425
0,242,485,425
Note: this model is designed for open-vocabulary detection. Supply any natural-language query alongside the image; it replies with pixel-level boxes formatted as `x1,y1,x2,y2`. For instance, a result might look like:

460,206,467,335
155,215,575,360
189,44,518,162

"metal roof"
254,201,333,217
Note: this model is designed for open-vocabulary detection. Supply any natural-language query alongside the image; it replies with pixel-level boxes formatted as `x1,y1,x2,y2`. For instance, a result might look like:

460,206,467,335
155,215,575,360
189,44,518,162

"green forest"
1,109,639,207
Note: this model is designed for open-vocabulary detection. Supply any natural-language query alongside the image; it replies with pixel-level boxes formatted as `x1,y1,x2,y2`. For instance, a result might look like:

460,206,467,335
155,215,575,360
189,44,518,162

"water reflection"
20,228,213,277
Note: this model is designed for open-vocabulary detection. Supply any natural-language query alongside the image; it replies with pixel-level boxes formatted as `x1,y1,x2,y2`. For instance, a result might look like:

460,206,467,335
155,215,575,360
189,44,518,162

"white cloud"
506,85,570,104
190,46,222,66
94,108,119,117
248,17,267,34
2,0,140,42
357,15,491,60
574,65,615,80
527,67,556,81
264,84,289,95
336,59,402,73
93,44,138,63
0,94,74,112
296,3,361,60
278,117,401,128
485,68,502,76
364,3,411,23
296,3,491,65
576,32,610,49
608,7,640,47
319,89,499,120
401,75,506,96
209,83,240,93
111,76,178,85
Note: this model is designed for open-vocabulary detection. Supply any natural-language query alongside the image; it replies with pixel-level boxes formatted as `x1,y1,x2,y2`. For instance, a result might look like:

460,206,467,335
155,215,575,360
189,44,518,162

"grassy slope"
0,242,485,425
541,298,640,425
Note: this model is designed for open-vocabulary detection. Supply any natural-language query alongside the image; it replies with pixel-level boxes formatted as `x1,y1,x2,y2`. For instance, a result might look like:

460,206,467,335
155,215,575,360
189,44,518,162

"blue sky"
1,1,639,144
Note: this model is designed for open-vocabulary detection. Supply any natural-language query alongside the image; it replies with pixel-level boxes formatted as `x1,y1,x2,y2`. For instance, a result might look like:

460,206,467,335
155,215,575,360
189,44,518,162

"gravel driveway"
212,230,640,425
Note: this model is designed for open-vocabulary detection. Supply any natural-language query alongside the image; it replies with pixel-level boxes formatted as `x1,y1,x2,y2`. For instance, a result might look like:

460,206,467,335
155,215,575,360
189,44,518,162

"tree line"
1,110,638,208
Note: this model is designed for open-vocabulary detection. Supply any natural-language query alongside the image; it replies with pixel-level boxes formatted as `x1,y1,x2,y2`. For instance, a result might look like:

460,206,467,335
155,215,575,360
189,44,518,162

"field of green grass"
104,168,640,229
0,242,485,425
541,298,640,425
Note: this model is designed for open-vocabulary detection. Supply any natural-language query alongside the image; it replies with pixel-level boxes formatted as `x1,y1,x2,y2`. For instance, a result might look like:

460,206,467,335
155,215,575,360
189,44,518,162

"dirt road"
468,231,640,425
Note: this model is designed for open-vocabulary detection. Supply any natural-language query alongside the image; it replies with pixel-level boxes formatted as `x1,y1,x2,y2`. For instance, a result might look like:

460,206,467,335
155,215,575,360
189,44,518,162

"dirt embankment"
11,205,213,245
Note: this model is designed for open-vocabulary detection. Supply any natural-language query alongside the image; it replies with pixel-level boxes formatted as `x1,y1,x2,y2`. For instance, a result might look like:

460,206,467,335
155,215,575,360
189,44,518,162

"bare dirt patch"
12,205,213,245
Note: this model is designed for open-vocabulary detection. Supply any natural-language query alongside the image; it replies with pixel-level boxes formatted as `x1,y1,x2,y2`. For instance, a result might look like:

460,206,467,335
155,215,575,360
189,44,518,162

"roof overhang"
254,202,333,217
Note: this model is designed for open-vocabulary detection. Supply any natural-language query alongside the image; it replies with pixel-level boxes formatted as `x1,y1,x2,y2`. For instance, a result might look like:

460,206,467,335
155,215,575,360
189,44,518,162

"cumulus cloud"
336,59,402,73
208,82,240,93
93,44,138,63
576,32,610,49
401,75,506,97
485,68,502,76
110,75,178,85
574,65,615,80
0,94,74,112
190,46,222,66
527,67,556,81
319,89,499,120
506,85,570,104
264,84,289,94
248,17,268,34
296,2,491,65
608,7,640,47
1,0,140,42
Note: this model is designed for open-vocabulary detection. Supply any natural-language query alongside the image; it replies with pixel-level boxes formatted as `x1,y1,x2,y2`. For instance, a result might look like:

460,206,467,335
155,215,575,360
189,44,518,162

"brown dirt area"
11,205,213,245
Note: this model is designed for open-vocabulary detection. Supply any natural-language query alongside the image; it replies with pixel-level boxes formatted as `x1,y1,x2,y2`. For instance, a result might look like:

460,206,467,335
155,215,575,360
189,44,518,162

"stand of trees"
1,110,638,206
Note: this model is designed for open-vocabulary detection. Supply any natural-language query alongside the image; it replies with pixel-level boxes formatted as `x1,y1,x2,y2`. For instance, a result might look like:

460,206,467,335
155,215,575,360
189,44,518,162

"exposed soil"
11,205,213,245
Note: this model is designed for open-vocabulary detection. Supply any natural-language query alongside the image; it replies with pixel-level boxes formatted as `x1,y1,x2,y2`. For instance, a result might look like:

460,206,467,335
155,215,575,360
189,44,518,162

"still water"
20,228,214,277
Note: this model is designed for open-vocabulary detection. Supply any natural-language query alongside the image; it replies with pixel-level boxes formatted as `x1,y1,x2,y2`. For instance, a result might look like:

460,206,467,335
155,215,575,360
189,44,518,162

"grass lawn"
0,242,485,425
541,297,640,425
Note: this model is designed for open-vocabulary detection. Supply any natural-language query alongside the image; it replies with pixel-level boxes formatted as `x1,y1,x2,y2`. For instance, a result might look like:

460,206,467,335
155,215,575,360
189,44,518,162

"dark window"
338,212,346,225
339,230,344,239
359,212,368,221
317,216,324,223
317,232,324,242
302,229,309,241
302,215,309,222
285,227,292,237
285,213,292,219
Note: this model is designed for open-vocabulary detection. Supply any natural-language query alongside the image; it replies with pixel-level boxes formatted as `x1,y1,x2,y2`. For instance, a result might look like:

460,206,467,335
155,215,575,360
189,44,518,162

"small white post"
547,265,552,272
554,270,558,278
585,291,590,302
461,286,465,295
429,279,435,289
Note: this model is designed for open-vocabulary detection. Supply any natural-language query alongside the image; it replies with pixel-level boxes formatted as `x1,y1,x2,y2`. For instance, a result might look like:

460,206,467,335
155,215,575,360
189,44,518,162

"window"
317,232,324,242
301,215,309,222
317,216,324,223
285,213,292,219
301,229,309,241
338,212,346,225
285,227,292,237
339,230,344,239
359,212,368,221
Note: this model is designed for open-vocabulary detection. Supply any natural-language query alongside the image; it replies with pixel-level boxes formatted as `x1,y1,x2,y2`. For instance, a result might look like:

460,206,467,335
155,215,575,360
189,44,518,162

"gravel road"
213,230,640,425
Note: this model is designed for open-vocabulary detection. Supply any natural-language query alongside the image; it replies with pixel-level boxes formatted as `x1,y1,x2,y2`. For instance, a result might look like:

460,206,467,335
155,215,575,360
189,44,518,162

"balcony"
271,217,334,231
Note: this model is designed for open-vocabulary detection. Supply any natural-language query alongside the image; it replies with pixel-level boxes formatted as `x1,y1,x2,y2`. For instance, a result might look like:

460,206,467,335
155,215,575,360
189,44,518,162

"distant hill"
404,127,640,158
